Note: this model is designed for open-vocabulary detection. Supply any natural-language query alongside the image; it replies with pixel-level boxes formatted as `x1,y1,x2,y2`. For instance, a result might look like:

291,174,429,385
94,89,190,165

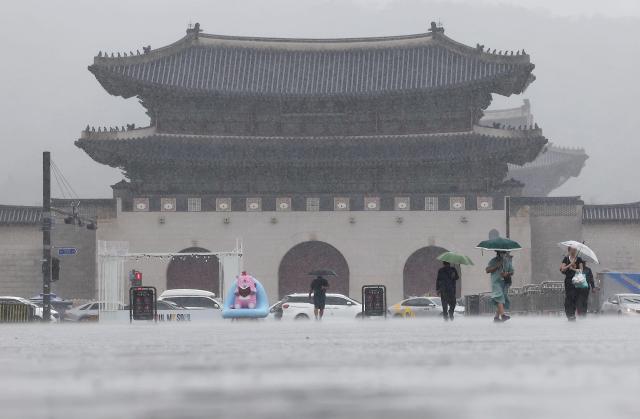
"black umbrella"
308,270,337,276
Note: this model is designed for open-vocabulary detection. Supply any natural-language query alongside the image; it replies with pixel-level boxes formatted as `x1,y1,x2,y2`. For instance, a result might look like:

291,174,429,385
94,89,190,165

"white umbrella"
558,240,599,264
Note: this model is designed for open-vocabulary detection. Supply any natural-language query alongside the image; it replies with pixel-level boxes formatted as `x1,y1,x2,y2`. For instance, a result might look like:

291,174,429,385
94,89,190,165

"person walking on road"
560,246,585,321
436,261,459,321
308,275,329,320
576,261,596,317
486,251,514,322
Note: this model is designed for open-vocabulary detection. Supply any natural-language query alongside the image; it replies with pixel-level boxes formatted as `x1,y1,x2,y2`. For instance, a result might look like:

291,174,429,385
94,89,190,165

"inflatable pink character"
233,271,257,309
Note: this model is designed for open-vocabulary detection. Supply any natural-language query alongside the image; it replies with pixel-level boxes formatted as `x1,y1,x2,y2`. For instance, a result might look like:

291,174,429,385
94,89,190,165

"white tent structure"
97,240,243,322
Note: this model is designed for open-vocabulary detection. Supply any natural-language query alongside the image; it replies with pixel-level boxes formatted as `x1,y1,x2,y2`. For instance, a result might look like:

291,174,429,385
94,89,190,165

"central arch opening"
278,241,350,298
403,246,460,298
166,247,220,293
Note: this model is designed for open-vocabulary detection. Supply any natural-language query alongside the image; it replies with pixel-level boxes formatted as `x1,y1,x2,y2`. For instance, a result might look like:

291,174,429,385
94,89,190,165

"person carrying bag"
560,246,585,321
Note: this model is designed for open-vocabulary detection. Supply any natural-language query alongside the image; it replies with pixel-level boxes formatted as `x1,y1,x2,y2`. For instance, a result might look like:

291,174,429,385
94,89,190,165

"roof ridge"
0,204,43,209
91,24,531,66
584,202,640,208
198,32,434,44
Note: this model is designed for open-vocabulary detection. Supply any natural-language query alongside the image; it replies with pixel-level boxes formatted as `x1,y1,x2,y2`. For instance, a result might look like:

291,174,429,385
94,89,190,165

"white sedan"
270,293,363,320
601,294,640,315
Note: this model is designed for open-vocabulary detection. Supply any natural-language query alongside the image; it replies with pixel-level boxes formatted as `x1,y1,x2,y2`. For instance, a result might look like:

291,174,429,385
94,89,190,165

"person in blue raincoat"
486,251,514,322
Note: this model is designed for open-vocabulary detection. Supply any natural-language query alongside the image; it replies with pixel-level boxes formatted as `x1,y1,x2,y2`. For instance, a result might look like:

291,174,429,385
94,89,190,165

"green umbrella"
476,237,522,252
437,251,474,266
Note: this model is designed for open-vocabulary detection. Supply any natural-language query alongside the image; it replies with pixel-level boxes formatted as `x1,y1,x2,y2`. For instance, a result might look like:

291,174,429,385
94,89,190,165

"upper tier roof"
89,23,535,98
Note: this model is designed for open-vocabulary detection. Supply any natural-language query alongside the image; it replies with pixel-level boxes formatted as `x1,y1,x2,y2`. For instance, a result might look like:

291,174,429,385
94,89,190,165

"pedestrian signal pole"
42,151,52,321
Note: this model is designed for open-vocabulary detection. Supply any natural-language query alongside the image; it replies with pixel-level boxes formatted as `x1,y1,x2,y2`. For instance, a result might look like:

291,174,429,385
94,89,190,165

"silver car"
600,294,640,315
64,301,126,322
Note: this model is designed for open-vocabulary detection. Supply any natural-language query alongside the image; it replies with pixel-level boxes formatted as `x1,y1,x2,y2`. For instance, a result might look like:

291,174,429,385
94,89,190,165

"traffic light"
130,270,142,286
51,257,60,282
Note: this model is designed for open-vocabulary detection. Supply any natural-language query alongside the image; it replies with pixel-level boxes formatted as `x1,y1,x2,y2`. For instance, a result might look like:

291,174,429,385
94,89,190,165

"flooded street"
1,317,638,419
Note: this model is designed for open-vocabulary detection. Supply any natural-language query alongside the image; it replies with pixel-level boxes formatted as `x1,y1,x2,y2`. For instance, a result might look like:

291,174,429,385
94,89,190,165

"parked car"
65,299,185,322
270,293,363,320
159,289,221,310
29,293,73,319
600,294,640,315
123,300,185,311
388,296,464,318
0,296,59,322
64,301,126,322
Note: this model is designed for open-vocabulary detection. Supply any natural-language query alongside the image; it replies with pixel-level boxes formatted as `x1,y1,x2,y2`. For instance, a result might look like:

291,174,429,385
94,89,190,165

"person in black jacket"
308,275,329,320
560,247,585,321
576,261,596,317
436,261,459,321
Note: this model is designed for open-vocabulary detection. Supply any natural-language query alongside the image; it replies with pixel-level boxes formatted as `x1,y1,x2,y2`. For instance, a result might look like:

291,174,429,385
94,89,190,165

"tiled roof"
90,30,534,98
0,205,43,225
76,125,547,168
583,203,640,223
508,144,588,171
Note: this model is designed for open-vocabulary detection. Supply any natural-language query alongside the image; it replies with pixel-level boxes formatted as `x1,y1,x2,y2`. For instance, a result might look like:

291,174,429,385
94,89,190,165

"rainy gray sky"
1,0,639,205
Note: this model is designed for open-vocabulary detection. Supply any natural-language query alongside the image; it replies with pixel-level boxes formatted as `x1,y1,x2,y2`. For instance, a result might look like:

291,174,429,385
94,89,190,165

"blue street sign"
57,247,78,256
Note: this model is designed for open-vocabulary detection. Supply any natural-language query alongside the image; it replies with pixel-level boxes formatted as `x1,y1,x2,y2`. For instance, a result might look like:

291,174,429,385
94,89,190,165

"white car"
600,294,640,315
271,293,363,320
159,289,221,310
0,296,59,322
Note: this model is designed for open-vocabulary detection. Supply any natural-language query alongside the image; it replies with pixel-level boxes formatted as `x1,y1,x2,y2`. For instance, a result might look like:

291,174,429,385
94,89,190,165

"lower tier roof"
76,125,547,168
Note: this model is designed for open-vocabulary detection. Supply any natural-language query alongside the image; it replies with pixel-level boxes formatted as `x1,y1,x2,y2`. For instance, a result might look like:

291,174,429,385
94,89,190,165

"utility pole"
505,196,511,239
42,151,52,321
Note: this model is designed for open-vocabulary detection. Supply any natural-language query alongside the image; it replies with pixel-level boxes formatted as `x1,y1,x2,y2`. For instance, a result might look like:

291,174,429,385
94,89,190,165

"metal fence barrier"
465,281,567,315
0,303,36,323
541,281,565,314
523,284,542,314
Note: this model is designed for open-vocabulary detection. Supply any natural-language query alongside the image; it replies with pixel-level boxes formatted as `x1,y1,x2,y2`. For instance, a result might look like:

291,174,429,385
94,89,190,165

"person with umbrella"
308,270,332,320
477,237,520,322
558,241,598,321
486,251,514,322
436,252,473,321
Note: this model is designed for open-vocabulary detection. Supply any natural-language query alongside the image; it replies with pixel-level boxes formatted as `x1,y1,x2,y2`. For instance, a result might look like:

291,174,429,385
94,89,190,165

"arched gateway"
166,247,220,293
278,241,349,298
403,246,460,298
